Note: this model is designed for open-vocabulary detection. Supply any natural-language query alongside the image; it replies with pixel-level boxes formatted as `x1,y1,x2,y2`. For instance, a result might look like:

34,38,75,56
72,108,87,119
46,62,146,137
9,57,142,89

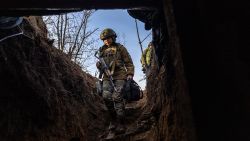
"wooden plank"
0,9,82,16
0,0,159,9
0,0,159,16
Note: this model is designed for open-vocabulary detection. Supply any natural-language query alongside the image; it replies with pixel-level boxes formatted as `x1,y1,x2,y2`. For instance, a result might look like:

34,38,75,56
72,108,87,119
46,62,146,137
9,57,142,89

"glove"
96,61,102,69
127,75,133,80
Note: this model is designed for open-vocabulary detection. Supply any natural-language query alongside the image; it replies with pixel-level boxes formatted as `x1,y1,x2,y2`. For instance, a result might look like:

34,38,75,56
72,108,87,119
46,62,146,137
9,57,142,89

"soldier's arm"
121,46,134,76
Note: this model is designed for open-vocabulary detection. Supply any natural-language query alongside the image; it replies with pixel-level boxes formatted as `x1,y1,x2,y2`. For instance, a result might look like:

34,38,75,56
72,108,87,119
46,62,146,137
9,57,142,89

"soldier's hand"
96,61,102,69
127,75,133,80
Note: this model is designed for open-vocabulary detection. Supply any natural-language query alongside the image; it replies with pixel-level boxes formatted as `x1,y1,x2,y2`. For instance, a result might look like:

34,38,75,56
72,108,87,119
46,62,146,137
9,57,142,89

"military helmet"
100,28,117,40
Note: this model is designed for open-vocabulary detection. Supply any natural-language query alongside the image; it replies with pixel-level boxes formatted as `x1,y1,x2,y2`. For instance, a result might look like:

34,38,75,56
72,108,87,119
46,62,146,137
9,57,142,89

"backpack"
123,79,143,101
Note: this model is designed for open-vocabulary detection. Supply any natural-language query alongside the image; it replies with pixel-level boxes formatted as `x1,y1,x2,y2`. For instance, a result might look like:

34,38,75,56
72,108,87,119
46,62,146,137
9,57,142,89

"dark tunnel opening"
1,0,250,141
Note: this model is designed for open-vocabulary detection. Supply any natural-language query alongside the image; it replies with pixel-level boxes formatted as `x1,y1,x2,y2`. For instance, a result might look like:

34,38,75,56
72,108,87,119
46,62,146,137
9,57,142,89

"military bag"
123,79,143,101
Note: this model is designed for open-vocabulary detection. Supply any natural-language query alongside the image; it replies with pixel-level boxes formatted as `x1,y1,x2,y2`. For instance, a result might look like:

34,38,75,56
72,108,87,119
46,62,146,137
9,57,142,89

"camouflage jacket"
140,46,152,67
98,43,134,80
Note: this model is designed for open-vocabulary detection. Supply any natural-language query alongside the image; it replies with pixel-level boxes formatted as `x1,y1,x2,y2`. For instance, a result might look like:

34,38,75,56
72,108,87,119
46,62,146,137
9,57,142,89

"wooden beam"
0,9,83,16
0,0,159,9
0,0,160,16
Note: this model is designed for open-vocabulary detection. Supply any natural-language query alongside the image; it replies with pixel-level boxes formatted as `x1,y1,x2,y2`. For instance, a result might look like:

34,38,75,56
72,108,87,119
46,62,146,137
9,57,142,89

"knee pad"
102,90,112,101
114,102,125,117
112,92,123,103
116,109,125,120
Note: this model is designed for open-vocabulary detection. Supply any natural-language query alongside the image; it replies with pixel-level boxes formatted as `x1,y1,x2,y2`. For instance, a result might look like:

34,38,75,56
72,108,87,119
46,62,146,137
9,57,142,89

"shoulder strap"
98,45,107,57
114,43,122,52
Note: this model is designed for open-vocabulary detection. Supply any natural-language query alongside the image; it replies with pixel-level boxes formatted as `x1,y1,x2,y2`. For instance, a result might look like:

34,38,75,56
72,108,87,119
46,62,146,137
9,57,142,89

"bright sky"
87,9,152,90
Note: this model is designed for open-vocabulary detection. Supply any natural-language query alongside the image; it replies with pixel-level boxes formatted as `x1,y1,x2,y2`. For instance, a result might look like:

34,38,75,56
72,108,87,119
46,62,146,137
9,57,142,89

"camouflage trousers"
102,80,126,120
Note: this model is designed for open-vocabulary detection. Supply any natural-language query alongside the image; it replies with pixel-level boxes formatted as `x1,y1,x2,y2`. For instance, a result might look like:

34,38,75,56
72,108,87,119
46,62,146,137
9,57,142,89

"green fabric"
102,80,126,117
140,46,152,67
99,43,134,80
100,28,116,40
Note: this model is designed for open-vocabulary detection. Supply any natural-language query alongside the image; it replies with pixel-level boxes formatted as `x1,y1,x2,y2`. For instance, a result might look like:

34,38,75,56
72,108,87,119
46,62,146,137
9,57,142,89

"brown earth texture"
0,17,159,141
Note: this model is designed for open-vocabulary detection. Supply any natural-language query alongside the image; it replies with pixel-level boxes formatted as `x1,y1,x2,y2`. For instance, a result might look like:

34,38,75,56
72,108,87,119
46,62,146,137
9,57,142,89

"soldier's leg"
112,80,126,134
102,80,116,130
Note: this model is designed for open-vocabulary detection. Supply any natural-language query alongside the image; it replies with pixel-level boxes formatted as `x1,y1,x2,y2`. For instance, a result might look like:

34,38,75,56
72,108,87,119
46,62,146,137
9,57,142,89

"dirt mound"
0,16,107,141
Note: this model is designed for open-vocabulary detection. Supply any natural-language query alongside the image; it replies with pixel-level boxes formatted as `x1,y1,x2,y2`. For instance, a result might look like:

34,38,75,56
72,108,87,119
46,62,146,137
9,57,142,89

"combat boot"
108,121,116,131
105,119,117,140
115,116,126,134
105,131,115,140
115,123,126,134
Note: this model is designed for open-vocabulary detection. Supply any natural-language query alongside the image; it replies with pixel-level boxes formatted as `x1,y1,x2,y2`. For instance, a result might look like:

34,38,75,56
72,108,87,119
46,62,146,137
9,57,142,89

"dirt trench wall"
0,17,107,141
134,1,197,141
136,0,250,141
166,0,250,141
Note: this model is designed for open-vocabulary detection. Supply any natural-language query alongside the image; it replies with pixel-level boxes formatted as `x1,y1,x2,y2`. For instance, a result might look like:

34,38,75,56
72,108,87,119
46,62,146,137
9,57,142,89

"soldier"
140,42,154,74
96,28,134,139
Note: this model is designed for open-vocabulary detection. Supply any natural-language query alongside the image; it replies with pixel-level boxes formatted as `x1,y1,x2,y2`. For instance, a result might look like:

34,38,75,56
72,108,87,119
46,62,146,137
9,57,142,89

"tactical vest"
99,43,124,76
